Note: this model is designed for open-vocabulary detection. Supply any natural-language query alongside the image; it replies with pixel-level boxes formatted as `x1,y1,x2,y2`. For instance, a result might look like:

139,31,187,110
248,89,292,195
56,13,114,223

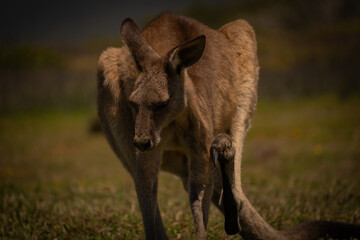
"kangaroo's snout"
133,136,153,152
132,106,155,152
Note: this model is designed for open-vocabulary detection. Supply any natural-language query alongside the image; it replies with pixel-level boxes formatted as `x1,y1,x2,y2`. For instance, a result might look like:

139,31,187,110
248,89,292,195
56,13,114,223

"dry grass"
0,95,359,239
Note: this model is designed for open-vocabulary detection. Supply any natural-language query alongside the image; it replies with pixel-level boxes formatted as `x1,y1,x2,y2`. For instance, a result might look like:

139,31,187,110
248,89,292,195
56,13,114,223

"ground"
0,95,359,239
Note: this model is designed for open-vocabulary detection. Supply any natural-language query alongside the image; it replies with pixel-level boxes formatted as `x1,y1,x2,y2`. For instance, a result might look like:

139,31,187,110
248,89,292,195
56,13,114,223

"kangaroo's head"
120,18,205,152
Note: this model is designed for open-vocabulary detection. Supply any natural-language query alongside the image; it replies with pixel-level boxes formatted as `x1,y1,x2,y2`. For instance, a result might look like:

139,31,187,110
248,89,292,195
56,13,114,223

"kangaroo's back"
141,14,218,56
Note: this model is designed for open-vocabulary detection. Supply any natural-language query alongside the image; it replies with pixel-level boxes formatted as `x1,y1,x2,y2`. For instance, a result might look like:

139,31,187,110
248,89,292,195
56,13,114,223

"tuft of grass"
0,95,359,239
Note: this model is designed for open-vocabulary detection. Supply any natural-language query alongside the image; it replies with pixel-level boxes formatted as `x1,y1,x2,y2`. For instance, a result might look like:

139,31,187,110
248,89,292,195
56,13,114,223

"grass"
0,95,359,239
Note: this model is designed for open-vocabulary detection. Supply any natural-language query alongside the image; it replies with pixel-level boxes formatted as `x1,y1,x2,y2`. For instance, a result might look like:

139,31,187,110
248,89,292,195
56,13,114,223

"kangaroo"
97,13,360,240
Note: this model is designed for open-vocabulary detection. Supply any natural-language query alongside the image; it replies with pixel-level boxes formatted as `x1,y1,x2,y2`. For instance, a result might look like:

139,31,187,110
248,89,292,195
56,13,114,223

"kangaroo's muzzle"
133,136,153,152
133,107,156,152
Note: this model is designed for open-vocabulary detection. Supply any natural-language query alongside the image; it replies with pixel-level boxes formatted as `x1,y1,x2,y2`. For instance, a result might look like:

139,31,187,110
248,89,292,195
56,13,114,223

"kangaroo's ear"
168,35,206,74
120,18,159,70
120,18,142,51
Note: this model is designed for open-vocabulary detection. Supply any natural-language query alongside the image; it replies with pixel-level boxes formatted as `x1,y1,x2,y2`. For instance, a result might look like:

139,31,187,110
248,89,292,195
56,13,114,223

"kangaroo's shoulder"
97,46,137,81
97,46,138,105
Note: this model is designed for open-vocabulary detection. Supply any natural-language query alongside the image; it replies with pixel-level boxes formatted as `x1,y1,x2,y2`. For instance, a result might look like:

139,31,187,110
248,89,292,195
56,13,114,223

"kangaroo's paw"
210,134,239,235
210,134,235,167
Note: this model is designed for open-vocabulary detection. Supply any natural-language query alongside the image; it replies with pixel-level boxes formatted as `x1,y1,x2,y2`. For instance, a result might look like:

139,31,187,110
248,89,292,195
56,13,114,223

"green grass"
0,95,359,239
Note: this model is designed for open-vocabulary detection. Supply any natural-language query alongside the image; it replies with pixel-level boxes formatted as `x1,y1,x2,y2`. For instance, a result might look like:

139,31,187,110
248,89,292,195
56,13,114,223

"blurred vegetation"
0,45,64,70
0,45,97,113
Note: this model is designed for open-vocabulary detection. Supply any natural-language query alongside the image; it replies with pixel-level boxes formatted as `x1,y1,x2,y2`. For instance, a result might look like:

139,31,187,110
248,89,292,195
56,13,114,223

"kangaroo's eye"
154,100,169,110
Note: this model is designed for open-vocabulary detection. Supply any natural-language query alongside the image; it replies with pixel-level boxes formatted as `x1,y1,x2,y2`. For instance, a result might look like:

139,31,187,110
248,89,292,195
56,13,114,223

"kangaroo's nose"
133,136,152,152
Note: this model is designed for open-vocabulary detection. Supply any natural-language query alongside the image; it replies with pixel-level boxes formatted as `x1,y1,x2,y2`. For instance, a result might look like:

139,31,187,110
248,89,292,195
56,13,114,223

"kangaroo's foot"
210,134,239,235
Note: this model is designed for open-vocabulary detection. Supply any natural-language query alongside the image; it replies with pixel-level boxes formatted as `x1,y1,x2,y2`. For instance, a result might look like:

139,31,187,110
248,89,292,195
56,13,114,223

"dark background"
1,0,359,112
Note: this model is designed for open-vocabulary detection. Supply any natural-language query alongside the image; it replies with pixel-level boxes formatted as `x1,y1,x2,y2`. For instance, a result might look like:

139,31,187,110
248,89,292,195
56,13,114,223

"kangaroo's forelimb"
210,134,239,235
